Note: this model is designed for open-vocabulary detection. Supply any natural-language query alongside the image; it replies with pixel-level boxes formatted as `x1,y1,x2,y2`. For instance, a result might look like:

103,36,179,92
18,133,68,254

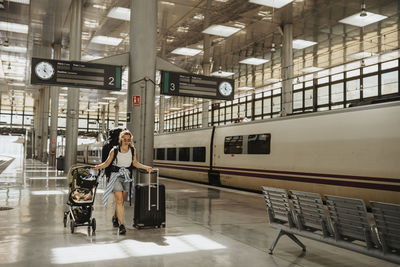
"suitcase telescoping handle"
147,168,159,211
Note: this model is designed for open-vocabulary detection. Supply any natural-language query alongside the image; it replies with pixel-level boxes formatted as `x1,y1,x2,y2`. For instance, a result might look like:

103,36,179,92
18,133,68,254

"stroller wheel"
91,218,96,233
70,220,75,233
63,212,68,228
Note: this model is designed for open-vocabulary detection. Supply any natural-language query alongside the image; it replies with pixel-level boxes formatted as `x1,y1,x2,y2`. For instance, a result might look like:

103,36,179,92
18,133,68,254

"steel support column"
281,23,293,116
202,0,212,128
41,86,50,163
114,102,119,128
64,0,82,172
128,0,157,166
49,44,61,167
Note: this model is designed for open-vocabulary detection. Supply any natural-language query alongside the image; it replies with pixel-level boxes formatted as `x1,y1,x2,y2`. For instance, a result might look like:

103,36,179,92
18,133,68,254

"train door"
208,126,220,185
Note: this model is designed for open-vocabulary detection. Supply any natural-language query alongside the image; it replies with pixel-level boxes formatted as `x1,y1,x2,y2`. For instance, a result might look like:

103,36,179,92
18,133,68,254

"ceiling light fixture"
177,26,189,33
339,1,387,27
239,57,269,65
9,82,25,86
211,71,234,77
233,22,246,29
202,25,241,37
249,0,293,9
171,47,202,56
292,39,317,49
271,43,276,52
193,13,204,20
347,52,375,59
0,21,29,34
84,19,98,28
360,1,367,17
93,4,106,9
103,97,117,100
238,86,254,91
266,78,281,83
0,45,27,53
301,67,324,73
110,91,127,95
107,7,131,21
91,36,123,46
161,1,175,6
8,0,30,4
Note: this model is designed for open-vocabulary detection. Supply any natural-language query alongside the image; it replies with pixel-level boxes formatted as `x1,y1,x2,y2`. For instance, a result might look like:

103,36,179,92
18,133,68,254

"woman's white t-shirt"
115,149,133,168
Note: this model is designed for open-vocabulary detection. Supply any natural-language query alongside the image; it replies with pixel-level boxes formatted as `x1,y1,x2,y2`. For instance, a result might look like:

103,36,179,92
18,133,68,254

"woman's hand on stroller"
92,165,100,171
145,166,154,173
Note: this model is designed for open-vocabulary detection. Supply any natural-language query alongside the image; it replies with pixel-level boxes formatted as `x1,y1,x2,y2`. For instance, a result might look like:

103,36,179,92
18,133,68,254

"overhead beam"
89,52,188,73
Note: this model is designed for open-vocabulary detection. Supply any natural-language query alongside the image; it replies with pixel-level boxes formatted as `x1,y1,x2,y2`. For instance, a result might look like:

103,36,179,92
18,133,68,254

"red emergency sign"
133,96,140,107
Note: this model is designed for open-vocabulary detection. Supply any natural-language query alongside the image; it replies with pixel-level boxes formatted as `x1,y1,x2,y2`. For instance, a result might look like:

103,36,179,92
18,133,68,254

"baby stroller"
63,165,100,235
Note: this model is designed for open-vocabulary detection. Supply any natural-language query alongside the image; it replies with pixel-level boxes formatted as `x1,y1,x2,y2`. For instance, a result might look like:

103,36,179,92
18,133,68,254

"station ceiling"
0,0,399,117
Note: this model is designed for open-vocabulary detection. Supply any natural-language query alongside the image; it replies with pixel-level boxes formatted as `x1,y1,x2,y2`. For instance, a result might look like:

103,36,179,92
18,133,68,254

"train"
77,101,400,204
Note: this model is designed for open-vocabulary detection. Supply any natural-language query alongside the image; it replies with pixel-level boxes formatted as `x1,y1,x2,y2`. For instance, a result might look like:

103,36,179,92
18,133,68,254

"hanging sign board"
30,57,122,90
160,71,234,100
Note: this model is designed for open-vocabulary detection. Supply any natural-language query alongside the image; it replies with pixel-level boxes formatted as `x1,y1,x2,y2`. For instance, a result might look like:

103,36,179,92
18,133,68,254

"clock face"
218,81,233,97
35,61,55,80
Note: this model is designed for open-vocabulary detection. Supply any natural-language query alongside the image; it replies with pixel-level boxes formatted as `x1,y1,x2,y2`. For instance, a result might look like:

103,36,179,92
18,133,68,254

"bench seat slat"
370,201,400,251
328,214,370,228
374,217,400,227
374,224,400,235
372,209,400,218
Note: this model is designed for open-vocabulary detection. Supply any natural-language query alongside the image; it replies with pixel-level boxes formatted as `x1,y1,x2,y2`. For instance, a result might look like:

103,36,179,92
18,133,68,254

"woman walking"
93,129,153,234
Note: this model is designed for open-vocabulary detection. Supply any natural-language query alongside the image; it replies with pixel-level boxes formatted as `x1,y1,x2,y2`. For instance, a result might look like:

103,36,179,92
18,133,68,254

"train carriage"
154,102,400,204
154,128,212,184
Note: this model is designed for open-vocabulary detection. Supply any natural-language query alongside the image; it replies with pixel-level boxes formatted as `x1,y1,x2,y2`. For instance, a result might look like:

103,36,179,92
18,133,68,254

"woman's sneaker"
119,224,126,235
112,216,119,228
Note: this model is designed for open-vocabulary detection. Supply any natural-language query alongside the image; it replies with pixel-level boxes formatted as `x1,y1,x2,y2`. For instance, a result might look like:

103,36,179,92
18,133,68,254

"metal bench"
290,190,330,237
370,201,400,256
261,186,306,254
261,186,400,264
325,195,376,248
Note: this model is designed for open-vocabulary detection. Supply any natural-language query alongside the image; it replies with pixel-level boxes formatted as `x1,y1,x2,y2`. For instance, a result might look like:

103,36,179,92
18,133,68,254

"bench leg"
269,230,285,254
286,233,306,252
269,230,307,255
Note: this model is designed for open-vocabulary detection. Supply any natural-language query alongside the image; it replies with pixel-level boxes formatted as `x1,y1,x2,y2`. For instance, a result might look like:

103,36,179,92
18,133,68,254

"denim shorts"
112,176,130,192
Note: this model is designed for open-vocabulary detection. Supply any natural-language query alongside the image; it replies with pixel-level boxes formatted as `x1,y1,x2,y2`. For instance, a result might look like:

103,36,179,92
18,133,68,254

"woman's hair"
118,129,133,147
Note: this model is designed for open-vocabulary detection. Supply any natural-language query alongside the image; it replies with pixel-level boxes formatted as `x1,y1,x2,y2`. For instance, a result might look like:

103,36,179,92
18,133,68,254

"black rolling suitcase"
133,169,166,229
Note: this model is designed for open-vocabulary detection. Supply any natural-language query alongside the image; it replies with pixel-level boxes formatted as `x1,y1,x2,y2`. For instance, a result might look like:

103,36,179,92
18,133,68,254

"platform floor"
0,159,397,267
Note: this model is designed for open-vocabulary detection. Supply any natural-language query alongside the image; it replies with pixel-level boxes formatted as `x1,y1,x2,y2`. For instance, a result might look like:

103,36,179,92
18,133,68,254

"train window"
167,148,176,161
224,136,243,154
193,147,206,162
179,147,190,161
248,134,271,154
156,148,165,160
153,149,156,160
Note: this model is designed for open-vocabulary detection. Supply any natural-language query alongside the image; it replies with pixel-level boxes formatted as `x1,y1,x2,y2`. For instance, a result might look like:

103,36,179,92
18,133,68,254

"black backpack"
102,128,123,179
